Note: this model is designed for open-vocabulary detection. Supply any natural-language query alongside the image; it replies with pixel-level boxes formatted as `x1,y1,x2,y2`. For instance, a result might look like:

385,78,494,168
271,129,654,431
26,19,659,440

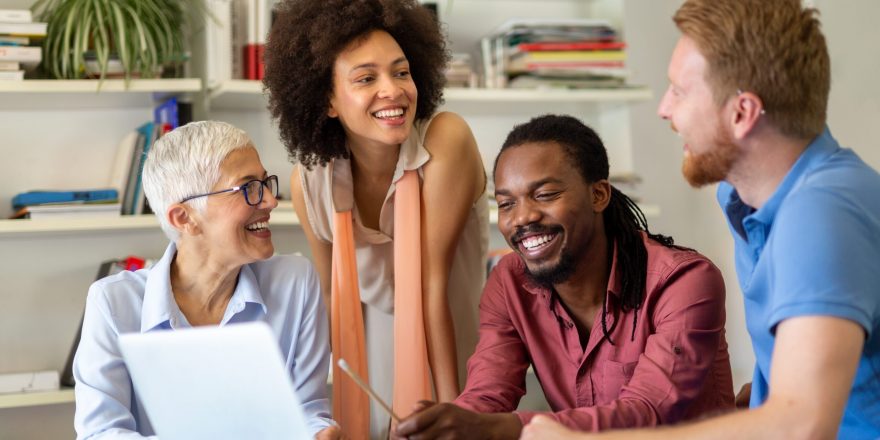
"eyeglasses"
180,175,279,206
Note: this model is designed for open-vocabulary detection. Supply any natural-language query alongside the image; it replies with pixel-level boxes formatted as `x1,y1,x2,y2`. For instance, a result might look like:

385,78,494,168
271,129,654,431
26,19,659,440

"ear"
166,203,201,236
327,103,338,118
730,90,764,140
591,179,612,213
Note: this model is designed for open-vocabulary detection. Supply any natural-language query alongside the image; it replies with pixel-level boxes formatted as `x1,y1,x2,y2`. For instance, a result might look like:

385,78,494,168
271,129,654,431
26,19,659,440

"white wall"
624,0,880,390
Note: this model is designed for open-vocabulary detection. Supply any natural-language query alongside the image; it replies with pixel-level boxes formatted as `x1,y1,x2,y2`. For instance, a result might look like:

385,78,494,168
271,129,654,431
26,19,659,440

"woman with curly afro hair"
265,0,488,437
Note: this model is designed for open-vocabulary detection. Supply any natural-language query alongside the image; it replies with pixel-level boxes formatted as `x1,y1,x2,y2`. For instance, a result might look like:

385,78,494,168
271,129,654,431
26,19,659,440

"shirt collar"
738,127,839,227
140,242,268,332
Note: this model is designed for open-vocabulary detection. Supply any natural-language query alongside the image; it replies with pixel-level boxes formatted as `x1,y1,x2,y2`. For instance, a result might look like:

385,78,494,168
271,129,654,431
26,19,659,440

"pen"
337,358,402,422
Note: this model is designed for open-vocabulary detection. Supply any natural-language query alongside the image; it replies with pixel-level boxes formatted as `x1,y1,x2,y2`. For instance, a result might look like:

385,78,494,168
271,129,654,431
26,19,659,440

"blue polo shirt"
718,128,880,438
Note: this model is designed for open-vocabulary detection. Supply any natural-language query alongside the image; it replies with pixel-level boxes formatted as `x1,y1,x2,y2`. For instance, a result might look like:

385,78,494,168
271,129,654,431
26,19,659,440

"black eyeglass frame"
179,175,279,206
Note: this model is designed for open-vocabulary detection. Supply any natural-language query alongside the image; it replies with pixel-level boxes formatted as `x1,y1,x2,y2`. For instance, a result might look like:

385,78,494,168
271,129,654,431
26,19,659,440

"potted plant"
31,0,203,81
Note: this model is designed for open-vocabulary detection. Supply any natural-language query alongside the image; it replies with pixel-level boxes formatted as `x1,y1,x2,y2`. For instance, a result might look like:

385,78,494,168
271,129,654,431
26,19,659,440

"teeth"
374,108,404,118
522,234,553,250
246,221,268,231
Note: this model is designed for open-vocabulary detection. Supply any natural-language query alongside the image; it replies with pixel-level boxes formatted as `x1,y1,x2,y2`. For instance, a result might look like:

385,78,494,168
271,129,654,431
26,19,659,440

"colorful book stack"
481,18,628,89
0,8,47,80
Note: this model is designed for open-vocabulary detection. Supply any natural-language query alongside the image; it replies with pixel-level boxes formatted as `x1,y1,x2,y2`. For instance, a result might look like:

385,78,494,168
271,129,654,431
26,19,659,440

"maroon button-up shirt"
454,233,734,431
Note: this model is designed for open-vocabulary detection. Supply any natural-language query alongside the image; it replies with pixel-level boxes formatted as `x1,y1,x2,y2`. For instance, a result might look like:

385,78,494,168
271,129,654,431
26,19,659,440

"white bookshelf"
0,79,201,93
0,79,202,109
206,79,652,110
0,203,659,237
0,209,300,237
0,389,74,410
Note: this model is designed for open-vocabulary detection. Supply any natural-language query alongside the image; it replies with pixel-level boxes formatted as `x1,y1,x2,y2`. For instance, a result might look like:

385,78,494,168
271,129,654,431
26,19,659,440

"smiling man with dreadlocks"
394,115,734,439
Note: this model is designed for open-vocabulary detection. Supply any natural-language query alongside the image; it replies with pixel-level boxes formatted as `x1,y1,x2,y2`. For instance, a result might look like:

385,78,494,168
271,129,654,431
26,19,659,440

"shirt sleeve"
516,257,730,430
768,188,880,336
289,264,334,436
453,266,530,413
73,282,156,440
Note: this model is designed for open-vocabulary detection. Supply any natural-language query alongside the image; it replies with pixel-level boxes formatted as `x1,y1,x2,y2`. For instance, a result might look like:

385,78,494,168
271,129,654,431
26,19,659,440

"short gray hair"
143,120,252,241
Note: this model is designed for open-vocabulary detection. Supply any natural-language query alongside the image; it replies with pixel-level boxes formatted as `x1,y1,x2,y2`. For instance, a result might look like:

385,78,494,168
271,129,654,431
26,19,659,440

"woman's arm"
420,112,486,401
290,166,334,322
74,283,155,439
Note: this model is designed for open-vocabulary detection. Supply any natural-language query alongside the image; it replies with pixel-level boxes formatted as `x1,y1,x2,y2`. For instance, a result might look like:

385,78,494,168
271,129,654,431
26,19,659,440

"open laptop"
118,322,312,440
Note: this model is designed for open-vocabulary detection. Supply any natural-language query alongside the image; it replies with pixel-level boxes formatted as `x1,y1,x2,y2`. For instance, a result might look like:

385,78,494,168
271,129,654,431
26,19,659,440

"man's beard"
524,249,577,287
682,127,741,187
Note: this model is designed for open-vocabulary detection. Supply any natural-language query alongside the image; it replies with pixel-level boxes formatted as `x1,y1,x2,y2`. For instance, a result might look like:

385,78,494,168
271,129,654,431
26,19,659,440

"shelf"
0,209,300,237
0,201,657,236
206,80,653,110
0,388,74,409
0,79,202,109
0,79,202,93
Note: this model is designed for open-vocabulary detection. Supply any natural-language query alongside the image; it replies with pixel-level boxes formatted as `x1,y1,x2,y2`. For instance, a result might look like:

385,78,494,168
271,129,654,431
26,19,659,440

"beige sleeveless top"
299,114,489,314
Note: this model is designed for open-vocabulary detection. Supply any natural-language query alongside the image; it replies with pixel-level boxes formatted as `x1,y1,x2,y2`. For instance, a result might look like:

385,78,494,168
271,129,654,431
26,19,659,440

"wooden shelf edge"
0,388,74,409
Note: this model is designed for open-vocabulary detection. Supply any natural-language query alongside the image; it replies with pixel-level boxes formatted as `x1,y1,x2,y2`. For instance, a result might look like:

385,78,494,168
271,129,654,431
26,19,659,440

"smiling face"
494,141,605,286
189,147,278,267
658,36,741,187
327,29,418,151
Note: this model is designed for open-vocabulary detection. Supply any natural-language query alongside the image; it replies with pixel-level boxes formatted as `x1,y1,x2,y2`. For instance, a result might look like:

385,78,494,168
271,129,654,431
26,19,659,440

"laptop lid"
118,322,311,440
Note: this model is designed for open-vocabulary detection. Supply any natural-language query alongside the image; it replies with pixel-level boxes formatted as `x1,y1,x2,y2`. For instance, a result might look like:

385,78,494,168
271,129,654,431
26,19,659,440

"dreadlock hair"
494,114,688,344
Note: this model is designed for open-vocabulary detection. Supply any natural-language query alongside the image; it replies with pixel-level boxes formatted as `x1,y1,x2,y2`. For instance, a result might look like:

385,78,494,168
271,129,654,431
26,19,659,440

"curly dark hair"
264,0,449,168
495,114,689,344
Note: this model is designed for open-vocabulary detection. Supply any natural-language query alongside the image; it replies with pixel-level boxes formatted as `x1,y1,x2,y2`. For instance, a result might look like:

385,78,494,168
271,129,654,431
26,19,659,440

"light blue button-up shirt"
73,243,333,439
718,128,880,438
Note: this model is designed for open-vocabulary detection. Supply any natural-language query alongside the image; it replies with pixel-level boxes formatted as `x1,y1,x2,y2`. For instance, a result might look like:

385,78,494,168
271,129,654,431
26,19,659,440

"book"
0,22,48,38
0,36,28,46
0,46,41,63
243,0,258,79
108,131,139,200
0,370,59,394
12,189,118,209
514,41,626,52
0,9,33,23
204,0,233,87
0,60,19,70
121,131,147,215
509,50,627,62
0,69,23,80
11,202,122,219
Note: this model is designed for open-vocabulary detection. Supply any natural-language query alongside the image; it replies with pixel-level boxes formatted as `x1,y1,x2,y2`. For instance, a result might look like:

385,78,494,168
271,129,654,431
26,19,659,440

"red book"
516,41,627,52
244,44,258,79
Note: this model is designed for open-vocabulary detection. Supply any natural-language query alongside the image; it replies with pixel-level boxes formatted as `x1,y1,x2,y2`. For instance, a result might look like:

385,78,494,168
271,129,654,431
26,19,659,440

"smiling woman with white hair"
72,121,341,440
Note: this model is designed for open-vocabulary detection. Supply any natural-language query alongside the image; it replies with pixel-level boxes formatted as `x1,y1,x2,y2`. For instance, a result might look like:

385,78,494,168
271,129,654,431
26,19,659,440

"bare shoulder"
422,111,477,160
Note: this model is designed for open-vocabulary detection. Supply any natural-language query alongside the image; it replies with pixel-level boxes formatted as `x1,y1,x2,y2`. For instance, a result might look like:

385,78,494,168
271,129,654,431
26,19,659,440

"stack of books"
481,18,628,89
0,8,47,80
445,53,478,89
10,189,121,219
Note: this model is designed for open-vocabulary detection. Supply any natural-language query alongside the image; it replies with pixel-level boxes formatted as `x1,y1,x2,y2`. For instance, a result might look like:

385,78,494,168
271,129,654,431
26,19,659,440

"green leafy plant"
32,0,203,80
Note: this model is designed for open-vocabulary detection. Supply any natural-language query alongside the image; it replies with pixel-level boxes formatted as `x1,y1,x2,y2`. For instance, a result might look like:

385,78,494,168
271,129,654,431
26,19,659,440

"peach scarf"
331,169,431,438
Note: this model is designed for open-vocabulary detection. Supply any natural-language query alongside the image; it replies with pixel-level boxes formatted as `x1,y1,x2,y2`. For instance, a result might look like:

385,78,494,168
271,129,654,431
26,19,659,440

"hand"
393,400,522,440
315,425,345,440
734,382,752,409
520,415,584,440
